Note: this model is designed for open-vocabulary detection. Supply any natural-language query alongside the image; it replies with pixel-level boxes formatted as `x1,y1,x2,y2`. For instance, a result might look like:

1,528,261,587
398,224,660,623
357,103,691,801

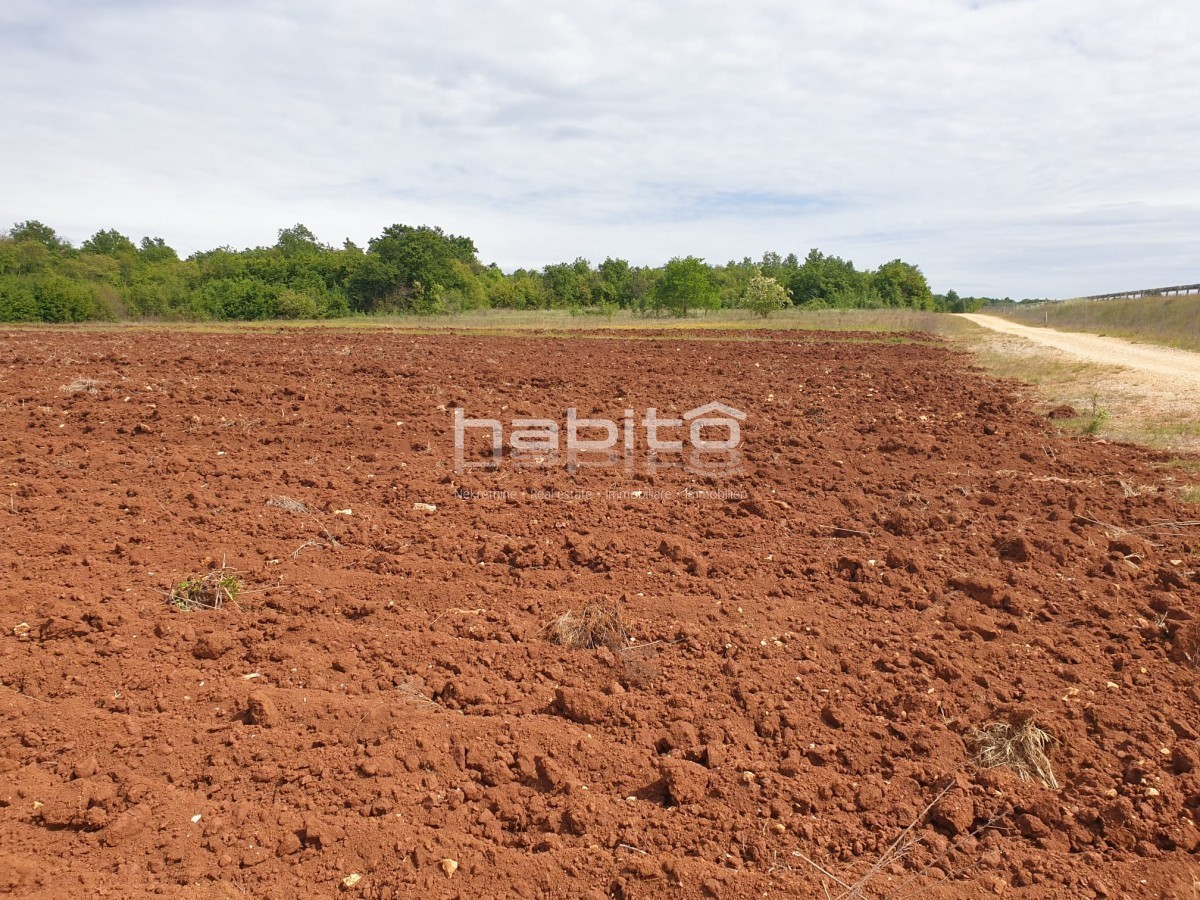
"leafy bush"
275,289,320,319
0,276,39,321
32,276,103,322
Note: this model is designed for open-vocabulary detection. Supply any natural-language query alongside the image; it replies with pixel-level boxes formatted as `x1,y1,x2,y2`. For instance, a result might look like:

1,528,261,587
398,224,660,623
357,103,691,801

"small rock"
191,633,233,660
240,846,270,868
245,691,281,727
1014,813,1050,839
440,858,458,878
821,704,846,729
931,793,975,836
1108,537,1148,559
660,758,710,805
703,742,726,768
553,687,612,725
102,804,150,847
995,535,1031,563
948,574,1001,607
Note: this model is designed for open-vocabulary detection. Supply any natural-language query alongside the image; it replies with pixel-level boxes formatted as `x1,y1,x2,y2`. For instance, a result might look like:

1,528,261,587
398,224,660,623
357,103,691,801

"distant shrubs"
0,217,967,323
0,274,110,322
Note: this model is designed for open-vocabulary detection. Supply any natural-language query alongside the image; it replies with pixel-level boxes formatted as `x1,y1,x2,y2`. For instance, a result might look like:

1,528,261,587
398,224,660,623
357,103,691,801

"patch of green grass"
967,341,1119,387
167,568,242,611
1083,408,1110,435
1141,419,1200,447
1157,458,1200,473
5,307,969,337
1181,486,1200,505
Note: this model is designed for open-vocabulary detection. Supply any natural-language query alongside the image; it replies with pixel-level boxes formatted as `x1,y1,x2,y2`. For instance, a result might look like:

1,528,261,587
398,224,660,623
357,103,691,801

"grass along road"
959,314,1200,386
958,313,1200,452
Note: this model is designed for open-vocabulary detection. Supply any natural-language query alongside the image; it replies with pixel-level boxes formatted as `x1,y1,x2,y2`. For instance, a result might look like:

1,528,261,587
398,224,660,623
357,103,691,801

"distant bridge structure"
1073,283,1200,301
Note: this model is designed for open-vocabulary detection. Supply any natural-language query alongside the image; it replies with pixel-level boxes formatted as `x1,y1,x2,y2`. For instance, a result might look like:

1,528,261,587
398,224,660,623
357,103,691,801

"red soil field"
1,328,1198,899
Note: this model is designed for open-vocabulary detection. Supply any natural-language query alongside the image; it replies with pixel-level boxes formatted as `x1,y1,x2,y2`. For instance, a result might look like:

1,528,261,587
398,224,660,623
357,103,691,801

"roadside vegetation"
0,219,988,323
989,294,1200,353
960,321,1200,452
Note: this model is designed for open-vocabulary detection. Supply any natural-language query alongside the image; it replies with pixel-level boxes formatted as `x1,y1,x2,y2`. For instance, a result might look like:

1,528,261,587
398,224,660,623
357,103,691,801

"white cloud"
1,0,1197,296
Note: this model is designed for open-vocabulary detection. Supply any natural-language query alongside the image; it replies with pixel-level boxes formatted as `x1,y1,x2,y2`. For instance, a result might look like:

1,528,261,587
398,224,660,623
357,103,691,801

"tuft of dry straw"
166,566,242,612
266,495,310,513
971,719,1058,789
542,603,627,651
60,377,102,393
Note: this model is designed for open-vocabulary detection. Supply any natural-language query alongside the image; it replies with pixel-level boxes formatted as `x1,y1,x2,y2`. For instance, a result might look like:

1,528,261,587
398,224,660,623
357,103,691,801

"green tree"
368,224,478,305
436,259,488,312
82,229,137,257
745,273,789,317
139,237,179,263
872,259,934,309
345,253,400,312
652,256,718,317
510,269,551,309
596,257,633,307
275,224,325,258
31,275,104,322
8,220,70,253
629,266,658,314
759,250,799,287
714,258,757,308
790,249,867,307
542,258,593,307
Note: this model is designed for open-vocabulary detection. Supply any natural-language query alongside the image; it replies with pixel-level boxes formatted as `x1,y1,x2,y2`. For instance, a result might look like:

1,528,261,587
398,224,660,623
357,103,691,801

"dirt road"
959,313,1200,389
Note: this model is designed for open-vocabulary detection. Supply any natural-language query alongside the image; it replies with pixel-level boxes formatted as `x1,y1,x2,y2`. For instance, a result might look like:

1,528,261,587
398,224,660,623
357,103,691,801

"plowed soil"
1,328,1198,899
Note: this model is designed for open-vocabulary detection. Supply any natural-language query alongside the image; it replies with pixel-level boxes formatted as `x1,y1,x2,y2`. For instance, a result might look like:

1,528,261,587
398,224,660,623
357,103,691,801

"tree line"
0,219,988,322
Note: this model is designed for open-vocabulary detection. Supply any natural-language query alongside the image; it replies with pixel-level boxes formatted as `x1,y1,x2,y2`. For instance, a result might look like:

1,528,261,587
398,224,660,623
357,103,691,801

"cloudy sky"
2,0,1197,297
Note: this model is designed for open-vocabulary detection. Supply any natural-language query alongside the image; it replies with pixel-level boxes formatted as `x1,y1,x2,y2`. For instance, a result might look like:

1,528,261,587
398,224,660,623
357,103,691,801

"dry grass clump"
166,566,242,612
543,602,627,651
971,719,1058,789
266,495,310,513
60,377,102,393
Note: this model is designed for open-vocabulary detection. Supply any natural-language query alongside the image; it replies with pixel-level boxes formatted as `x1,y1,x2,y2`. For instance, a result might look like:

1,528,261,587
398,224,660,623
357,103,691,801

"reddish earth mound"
0,328,1198,899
